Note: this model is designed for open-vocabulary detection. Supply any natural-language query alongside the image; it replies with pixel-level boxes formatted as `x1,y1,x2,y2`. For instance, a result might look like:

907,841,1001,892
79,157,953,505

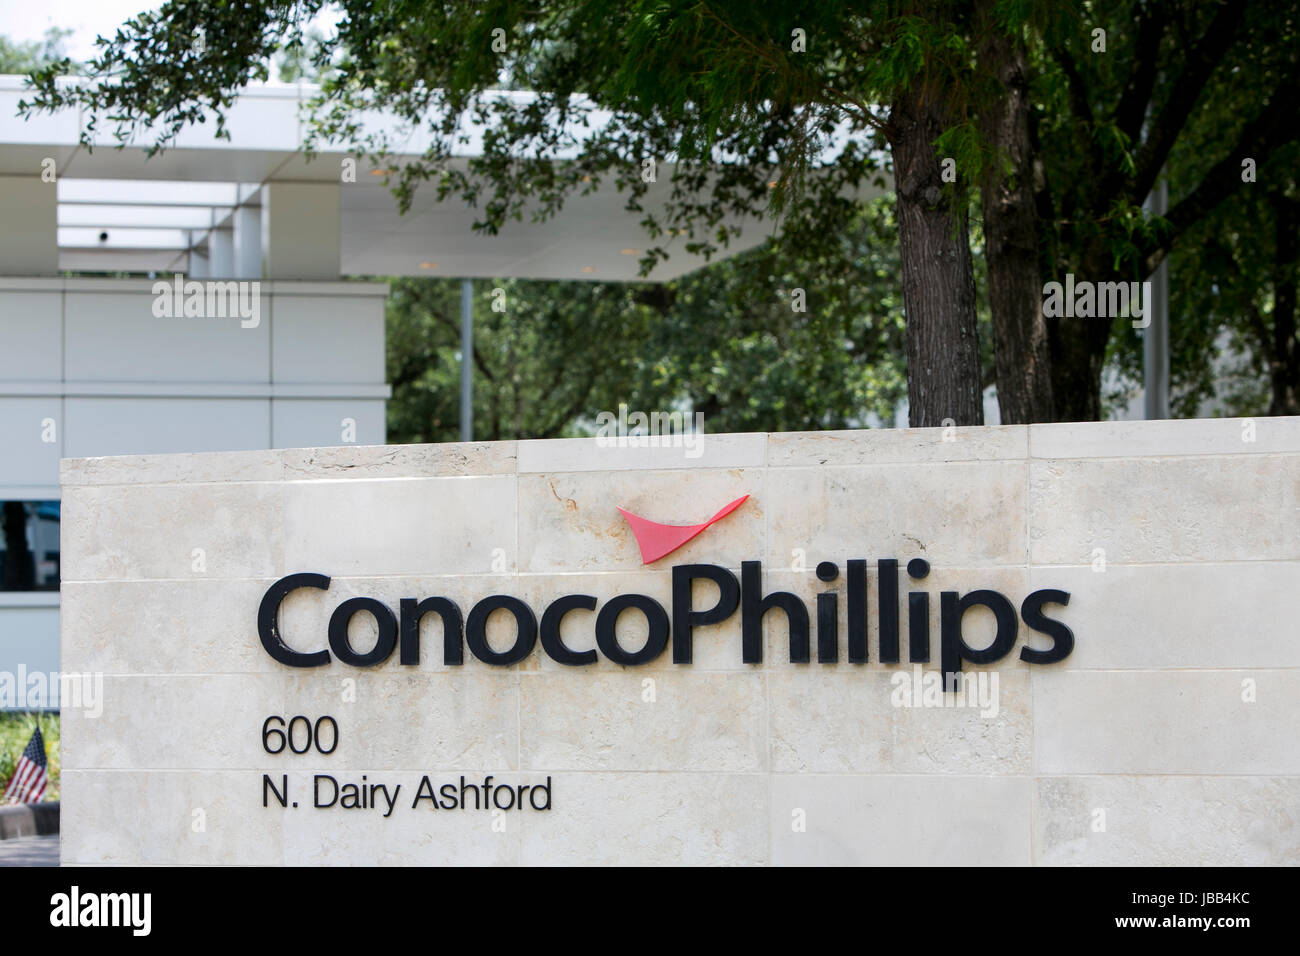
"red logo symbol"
617,495,749,564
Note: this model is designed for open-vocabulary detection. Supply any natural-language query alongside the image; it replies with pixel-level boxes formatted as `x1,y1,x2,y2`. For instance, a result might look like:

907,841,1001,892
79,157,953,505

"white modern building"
0,76,799,686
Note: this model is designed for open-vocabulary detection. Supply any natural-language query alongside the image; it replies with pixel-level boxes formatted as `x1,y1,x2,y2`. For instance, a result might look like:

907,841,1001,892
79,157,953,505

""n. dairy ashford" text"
263,773,553,816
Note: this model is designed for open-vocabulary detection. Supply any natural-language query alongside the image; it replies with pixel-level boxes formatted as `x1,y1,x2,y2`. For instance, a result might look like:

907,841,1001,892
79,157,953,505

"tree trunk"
976,2,1054,423
890,85,984,427
1269,194,1299,415
1046,319,1109,420
1048,242,1114,421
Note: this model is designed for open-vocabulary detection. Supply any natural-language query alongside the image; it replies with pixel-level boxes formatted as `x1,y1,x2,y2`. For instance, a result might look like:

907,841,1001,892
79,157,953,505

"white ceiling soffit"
0,77,890,281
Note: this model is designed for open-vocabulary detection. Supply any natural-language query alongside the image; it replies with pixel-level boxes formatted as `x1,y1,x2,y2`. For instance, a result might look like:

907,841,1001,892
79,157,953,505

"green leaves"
20,1,316,156
0,27,75,74
386,197,910,443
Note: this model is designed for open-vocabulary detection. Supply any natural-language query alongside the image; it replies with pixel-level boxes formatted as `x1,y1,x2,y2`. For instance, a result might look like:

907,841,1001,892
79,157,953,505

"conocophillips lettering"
257,559,1073,685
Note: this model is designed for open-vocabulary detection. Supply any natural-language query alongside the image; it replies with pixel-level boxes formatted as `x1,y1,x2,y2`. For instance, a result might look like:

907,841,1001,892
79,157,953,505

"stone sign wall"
59,418,1300,864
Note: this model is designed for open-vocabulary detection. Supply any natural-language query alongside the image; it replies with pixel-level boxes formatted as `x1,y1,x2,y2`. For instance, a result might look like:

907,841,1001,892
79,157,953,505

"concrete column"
208,228,234,277
232,204,262,279
260,182,340,279
231,205,261,280
187,230,208,277
1143,177,1170,420
460,279,473,441
0,175,58,275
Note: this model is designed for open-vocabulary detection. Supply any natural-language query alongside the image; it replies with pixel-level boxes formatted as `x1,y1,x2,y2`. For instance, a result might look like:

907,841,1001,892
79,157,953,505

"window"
1,501,60,591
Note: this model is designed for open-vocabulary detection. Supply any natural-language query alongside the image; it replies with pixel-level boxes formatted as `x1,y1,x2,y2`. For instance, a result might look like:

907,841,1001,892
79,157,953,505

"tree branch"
1049,47,1093,128
427,307,496,382
1113,5,1168,146
1212,235,1275,360
1144,70,1300,270
1128,0,1246,204
539,376,598,439
388,350,431,392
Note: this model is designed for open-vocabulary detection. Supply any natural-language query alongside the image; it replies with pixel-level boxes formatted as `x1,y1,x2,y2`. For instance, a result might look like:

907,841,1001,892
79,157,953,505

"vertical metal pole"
1143,177,1170,419
460,278,473,441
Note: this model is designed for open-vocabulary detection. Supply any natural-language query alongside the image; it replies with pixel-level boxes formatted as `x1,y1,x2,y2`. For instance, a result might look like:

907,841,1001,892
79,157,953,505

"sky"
1,1,164,61
1,1,339,66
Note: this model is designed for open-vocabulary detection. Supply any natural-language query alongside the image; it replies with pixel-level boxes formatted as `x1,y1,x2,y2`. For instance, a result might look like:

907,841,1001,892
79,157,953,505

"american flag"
2,726,48,804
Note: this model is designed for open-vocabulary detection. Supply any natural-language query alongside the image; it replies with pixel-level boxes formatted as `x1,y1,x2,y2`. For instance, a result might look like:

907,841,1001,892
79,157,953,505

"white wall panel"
0,291,62,380
64,289,271,383
0,397,62,488
271,292,384,385
0,605,60,688
64,398,271,458
271,398,385,449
